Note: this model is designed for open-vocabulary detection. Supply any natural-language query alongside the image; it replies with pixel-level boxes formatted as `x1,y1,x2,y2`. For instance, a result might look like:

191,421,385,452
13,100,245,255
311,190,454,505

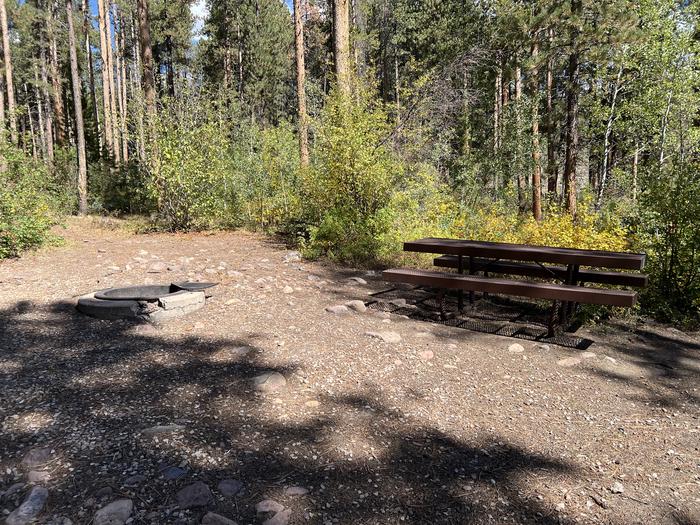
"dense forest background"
0,0,698,323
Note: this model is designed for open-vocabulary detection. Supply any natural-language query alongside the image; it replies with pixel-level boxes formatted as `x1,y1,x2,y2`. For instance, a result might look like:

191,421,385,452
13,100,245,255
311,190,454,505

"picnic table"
382,238,647,336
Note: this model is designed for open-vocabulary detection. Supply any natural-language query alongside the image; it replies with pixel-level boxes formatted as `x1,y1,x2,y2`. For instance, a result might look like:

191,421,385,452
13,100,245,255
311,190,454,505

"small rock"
201,512,238,525
557,357,581,367
508,343,525,353
6,486,49,525
217,479,243,498
263,509,291,525
27,471,50,483
147,261,168,273
3,483,25,498
345,300,366,313
605,356,618,364
535,344,551,351
142,424,184,435
365,331,402,344
177,481,213,509
419,350,434,360
325,305,349,315
123,475,146,487
160,466,187,481
45,517,73,525
284,486,308,496
252,372,287,393
93,499,133,525
347,277,367,285
256,499,284,515
580,351,596,359
94,487,113,499
610,481,625,494
283,252,301,263
21,448,52,470
304,400,320,408
282,286,294,294
389,298,407,307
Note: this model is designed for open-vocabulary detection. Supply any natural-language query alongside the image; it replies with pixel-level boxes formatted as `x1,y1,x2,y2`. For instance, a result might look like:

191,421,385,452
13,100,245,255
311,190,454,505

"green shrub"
302,88,400,263
0,145,63,258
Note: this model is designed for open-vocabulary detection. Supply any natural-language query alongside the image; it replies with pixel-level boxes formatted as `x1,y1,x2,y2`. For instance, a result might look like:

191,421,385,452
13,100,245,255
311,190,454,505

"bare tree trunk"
333,0,351,97
49,2,66,147
237,22,243,101
25,84,38,159
563,0,581,218
136,0,156,117
395,55,400,125
293,0,309,167
530,40,542,221
97,0,114,157
494,69,501,154
40,49,54,165
118,11,128,164
632,144,639,204
104,1,119,164
67,0,88,214
546,27,557,196
83,0,101,156
595,62,623,211
33,69,47,159
515,65,525,212
130,14,146,161
0,0,17,143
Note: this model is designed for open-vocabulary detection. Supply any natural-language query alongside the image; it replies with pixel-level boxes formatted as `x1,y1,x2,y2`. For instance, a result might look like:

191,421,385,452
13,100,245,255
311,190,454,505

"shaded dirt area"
0,217,698,525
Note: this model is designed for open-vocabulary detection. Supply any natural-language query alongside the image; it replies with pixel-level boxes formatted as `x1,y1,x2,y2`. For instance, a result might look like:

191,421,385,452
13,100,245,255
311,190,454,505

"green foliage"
147,97,239,231
0,146,64,259
301,89,399,263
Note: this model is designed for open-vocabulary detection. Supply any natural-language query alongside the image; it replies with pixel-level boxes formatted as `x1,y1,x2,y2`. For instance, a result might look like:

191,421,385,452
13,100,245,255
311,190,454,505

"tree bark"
40,48,54,165
333,0,351,97
563,0,581,218
515,65,525,213
103,0,119,164
595,62,623,211
48,2,66,148
530,40,542,221
293,0,309,167
0,0,17,143
67,0,88,214
136,0,156,117
83,0,101,156
117,10,128,164
546,27,557,196
97,0,114,157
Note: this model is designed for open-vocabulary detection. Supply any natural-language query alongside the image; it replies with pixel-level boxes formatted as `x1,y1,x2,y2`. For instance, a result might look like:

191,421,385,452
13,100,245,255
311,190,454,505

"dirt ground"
0,217,698,525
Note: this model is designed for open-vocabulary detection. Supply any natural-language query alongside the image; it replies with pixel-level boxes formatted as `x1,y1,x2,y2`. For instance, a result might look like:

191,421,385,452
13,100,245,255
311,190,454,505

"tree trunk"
118,11,128,164
293,0,309,167
515,65,525,212
546,27,557,196
137,0,155,117
530,40,542,221
333,0,351,97
632,144,638,204
97,0,114,157
0,0,17,143
33,69,47,159
595,62,623,211
494,69,501,154
563,0,581,218
67,0,88,214
40,49,54,165
25,84,38,159
49,2,66,148
83,0,101,156
103,0,119,164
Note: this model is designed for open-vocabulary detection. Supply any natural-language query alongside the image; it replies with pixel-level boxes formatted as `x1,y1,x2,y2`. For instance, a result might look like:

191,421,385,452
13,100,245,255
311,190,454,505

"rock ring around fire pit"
77,282,218,322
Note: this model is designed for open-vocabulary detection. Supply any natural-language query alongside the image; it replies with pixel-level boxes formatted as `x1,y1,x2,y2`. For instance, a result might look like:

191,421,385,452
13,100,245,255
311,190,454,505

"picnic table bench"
382,238,647,336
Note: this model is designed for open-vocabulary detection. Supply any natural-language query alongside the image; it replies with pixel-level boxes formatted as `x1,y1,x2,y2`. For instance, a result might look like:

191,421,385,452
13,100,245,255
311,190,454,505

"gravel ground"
0,217,698,525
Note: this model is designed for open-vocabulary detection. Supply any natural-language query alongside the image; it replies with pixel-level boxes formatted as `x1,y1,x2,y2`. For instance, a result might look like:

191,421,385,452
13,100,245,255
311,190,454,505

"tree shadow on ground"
0,299,581,524
587,320,700,409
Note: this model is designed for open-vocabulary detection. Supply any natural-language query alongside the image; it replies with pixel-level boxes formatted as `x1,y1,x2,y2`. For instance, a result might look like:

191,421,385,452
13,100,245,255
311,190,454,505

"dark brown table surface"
403,238,646,271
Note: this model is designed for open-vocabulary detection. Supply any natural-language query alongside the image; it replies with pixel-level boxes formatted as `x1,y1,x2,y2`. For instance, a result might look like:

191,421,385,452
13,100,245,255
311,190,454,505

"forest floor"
0,217,698,525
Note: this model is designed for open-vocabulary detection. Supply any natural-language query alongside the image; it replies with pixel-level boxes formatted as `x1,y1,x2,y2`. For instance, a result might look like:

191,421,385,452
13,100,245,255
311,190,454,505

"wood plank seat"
382,268,637,307
433,255,648,288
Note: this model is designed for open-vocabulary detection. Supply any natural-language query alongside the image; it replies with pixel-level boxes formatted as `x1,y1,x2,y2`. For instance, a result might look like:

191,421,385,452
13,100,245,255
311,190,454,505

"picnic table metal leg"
468,256,475,305
457,255,464,311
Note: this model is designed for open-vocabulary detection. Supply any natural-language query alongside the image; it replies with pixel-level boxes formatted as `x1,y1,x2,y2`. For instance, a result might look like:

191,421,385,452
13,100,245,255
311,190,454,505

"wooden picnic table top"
403,238,646,271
